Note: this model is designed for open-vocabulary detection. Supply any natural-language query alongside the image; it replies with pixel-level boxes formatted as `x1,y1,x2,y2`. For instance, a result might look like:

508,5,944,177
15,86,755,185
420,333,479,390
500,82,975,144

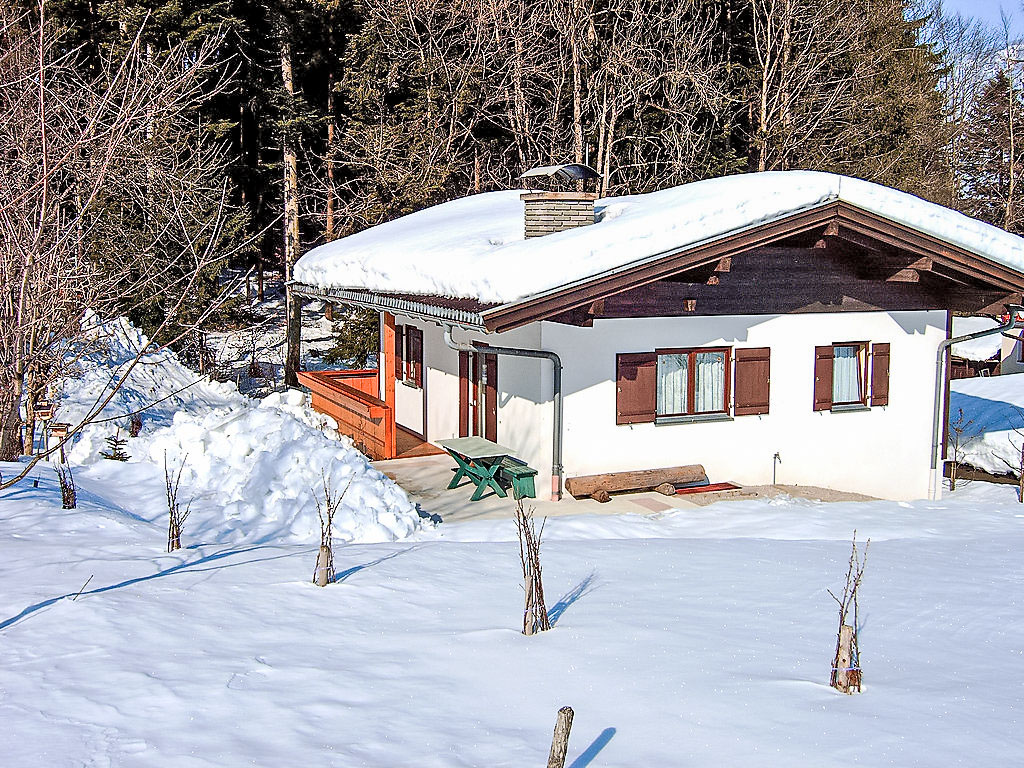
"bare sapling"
164,452,192,552
54,448,76,509
998,407,1024,503
947,408,980,491
828,531,869,694
313,473,352,586
516,498,550,635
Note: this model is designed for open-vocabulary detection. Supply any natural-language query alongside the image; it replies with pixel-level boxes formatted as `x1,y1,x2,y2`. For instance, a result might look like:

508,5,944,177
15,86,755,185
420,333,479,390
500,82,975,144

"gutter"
289,282,486,331
929,307,1022,500
444,326,564,501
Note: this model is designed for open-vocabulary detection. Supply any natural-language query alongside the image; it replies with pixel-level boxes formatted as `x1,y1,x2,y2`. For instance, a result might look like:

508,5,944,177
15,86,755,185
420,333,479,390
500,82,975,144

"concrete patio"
372,454,876,524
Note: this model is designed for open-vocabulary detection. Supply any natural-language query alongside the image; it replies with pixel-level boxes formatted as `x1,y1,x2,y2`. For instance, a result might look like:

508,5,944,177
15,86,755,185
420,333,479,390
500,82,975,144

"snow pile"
949,372,1024,475
58,314,420,544
294,170,1024,304
951,316,1001,361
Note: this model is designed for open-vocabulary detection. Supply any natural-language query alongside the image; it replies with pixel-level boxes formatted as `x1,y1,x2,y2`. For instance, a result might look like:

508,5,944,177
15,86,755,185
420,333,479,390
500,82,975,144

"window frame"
653,346,732,419
829,341,869,409
402,325,423,389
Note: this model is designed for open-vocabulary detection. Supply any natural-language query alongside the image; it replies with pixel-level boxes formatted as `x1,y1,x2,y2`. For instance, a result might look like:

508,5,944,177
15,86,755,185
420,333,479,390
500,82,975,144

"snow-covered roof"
951,316,1002,361
293,170,1024,305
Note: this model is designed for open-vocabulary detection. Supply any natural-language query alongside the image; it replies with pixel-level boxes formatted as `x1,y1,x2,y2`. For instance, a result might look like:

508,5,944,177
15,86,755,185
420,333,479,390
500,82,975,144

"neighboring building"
950,316,1001,379
290,171,1024,501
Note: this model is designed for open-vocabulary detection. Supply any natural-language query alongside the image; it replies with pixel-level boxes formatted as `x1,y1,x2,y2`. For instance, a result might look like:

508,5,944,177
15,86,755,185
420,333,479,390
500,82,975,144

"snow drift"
949,372,1024,477
58,314,421,544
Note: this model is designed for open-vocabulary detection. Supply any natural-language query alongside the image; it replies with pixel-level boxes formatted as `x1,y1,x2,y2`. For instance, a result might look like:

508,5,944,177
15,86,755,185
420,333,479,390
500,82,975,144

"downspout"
444,326,564,500
930,307,1021,500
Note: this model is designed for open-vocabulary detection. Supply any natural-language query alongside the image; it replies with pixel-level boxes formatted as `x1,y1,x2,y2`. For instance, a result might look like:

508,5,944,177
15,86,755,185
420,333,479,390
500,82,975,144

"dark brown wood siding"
616,352,658,425
734,347,770,415
871,343,890,406
813,346,834,411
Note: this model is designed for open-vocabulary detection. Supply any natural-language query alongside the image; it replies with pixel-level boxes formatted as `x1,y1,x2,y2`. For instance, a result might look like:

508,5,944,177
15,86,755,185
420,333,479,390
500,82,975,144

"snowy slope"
951,316,1001,361
53,314,421,545
2,470,1024,766
950,372,1024,476
294,171,1024,303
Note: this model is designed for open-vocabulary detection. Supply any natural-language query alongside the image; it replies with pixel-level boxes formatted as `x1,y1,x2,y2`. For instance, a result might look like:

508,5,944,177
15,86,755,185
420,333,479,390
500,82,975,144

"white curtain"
833,345,861,404
657,354,688,415
694,351,726,413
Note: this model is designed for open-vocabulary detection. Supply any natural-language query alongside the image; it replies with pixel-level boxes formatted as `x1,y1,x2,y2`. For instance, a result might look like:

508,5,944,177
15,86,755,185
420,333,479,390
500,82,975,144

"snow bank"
951,316,1001,361
58,314,421,544
949,373,1024,475
294,171,1024,304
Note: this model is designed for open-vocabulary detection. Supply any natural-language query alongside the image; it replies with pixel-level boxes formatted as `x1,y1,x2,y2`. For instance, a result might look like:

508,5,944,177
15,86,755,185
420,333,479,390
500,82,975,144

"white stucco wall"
542,311,947,501
386,310,947,501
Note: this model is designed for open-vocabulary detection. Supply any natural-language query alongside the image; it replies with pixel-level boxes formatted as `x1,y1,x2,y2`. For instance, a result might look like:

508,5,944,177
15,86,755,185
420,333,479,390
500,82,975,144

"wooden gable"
480,201,1024,332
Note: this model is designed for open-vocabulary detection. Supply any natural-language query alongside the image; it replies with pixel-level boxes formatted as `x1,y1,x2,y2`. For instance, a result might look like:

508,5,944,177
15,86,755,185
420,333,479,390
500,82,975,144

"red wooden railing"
297,369,396,459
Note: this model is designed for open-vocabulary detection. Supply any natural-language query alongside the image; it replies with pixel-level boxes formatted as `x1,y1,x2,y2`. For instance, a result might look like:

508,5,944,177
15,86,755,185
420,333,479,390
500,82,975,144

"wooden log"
591,489,611,504
566,465,706,498
655,483,676,496
547,706,574,768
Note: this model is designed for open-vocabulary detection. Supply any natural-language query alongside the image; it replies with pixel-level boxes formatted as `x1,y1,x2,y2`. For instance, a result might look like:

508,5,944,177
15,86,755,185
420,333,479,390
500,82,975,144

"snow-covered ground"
2,470,1023,766
49,314,420,545
4,316,1024,765
951,372,1024,477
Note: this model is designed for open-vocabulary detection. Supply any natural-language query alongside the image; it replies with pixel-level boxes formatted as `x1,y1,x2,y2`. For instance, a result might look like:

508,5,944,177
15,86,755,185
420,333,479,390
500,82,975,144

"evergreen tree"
960,68,1024,232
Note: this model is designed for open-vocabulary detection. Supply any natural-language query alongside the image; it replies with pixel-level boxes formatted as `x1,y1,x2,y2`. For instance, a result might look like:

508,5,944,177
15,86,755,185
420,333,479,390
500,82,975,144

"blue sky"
943,0,1023,34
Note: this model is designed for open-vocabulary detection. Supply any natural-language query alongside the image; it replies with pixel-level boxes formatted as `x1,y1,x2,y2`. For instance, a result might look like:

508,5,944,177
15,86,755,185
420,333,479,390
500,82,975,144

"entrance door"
459,350,497,441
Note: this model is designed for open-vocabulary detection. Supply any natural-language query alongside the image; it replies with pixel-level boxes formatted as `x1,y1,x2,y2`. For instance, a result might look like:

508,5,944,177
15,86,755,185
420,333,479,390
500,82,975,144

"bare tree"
164,453,192,552
313,473,352,586
947,407,982,491
829,532,868,694
0,5,246,485
516,498,551,635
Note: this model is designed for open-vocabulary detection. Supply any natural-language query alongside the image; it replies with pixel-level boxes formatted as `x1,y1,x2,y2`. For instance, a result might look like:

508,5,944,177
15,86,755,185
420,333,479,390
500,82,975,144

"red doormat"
675,482,740,495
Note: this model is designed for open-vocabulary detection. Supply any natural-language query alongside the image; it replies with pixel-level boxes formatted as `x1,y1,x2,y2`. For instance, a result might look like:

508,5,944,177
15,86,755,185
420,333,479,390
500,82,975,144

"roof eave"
289,283,487,331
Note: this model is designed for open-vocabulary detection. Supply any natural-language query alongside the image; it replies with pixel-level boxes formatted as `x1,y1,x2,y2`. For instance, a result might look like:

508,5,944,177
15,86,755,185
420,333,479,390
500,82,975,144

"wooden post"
381,312,397,458
832,624,855,693
547,706,574,768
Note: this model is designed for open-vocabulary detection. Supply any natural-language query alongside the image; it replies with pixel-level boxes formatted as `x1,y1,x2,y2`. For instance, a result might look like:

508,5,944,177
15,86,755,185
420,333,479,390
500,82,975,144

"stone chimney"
521,191,598,238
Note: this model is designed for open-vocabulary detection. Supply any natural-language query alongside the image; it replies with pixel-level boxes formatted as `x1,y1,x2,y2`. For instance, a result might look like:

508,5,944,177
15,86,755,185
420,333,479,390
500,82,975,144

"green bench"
498,458,538,500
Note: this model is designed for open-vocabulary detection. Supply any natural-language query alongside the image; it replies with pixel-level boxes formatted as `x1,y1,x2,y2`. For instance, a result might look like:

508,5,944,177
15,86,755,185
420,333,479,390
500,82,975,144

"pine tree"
960,68,1024,232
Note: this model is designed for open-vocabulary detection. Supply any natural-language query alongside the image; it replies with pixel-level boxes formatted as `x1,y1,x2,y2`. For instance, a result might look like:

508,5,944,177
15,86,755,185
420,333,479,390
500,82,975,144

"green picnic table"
436,437,538,501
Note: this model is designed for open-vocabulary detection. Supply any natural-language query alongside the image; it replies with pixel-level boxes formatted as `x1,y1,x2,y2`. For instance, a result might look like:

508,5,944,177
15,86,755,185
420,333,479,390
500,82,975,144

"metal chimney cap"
520,163,601,182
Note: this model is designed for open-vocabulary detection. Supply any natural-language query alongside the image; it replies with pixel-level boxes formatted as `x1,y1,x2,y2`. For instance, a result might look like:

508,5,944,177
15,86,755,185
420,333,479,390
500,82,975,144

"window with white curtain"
656,348,729,416
832,344,864,404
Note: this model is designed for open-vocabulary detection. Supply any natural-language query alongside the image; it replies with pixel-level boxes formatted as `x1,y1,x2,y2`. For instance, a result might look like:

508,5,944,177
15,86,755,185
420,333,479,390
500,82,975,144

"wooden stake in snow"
829,531,868,694
547,706,574,768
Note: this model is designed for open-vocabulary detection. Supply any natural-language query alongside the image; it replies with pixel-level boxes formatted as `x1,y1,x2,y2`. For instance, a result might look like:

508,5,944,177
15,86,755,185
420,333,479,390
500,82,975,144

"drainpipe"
444,326,564,500
929,307,1021,500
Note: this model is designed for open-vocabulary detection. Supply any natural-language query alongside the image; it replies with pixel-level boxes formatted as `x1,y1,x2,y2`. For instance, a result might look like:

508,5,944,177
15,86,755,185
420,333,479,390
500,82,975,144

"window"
814,342,889,411
831,343,866,406
402,326,423,388
655,348,729,417
616,346,769,425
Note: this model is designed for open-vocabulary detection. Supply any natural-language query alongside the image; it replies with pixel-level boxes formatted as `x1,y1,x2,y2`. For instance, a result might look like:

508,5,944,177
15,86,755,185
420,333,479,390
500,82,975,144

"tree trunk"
279,18,302,387
0,387,22,461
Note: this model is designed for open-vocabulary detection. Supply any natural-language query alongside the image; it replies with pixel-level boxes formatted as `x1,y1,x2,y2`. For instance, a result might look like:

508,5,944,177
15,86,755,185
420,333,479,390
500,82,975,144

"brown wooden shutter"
616,352,657,425
394,325,404,380
458,351,470,437
871,342,890,406
734,347,770,415
813,345,833,411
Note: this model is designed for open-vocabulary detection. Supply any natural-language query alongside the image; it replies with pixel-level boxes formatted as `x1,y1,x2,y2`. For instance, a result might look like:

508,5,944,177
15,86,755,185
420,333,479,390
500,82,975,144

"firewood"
591,489,611,503
655,482,676,496
566,465,705,497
